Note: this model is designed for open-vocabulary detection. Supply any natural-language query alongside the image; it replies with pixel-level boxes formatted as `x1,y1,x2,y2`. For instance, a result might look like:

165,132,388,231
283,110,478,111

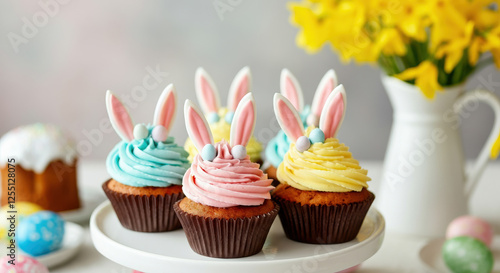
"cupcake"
103,84,190,232
272,85,374,244
184,67,263,163
0,123,80,212
175,93,278,258
264,69,338,183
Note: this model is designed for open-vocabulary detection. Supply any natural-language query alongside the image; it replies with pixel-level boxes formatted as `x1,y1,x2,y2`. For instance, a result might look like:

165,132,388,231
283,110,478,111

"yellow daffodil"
435,21,474,72
395,61,442,99
288,0,500,98
289,3,328,53
373,28,407,56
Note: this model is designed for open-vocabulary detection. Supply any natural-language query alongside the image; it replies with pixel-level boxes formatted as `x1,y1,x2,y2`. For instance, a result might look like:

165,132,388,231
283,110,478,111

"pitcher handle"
454,90,500,197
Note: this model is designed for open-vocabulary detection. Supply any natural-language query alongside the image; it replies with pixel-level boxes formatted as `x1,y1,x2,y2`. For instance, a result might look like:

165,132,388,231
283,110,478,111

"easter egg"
225,111,235,124
296,136,311,152
18,211,65,257
309,128,325,143
201,144,217,161
231,145,247,160
151,125,168,142
0,202,42,243
133,124,149,140
0,255,49,273
446,215,494,247
442,236,493,273
207,112,220,124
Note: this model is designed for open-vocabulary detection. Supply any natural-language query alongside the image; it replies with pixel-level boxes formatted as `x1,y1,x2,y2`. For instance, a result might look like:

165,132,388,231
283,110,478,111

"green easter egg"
442,236,493,273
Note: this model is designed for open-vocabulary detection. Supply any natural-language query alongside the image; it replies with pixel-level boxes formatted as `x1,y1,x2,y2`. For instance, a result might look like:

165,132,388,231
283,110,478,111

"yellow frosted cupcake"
184,67,263,163
272,85,374,244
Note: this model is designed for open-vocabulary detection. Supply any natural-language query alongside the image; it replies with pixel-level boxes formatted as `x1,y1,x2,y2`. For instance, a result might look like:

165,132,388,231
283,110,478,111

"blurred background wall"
0,0,498,161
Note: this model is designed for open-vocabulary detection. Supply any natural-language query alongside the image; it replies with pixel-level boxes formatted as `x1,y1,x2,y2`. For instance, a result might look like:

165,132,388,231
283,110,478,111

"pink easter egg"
132,271,144,273
336,264,361,273
446,215,494,247
152,125,168,142
0,255,49,273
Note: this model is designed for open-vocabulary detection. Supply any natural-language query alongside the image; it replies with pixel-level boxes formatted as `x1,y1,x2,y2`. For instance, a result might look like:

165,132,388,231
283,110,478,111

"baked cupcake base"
264,165,280,187
174,198,279,258
102,179,184,232
272,184,375,244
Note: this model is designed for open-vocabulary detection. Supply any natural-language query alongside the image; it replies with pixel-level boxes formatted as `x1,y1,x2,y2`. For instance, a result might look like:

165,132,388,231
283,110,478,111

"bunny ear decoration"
280,69,304,112
273,93,305,142
227,66,251,112
195,67,220,114
106,91,134,142
230,93,256,147
153,84,177,134
319,84,347,139
311,69,338,118
184,99,214,153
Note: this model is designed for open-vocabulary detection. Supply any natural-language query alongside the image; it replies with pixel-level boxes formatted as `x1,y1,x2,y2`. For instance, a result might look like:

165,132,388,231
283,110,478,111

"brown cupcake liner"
174,200,280,258
273,192,375,244
102,179,184,232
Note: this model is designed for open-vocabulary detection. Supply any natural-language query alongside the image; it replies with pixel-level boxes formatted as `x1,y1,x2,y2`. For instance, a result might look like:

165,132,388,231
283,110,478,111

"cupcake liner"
174,200,280,258
273,192,375,244
102,180,184,232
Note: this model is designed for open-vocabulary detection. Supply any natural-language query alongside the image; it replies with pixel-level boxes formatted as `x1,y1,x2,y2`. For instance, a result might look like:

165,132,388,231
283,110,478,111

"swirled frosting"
277,127,371,192
265,106,311,168
183,140,273,208
107,126,190,187
184,108,263,162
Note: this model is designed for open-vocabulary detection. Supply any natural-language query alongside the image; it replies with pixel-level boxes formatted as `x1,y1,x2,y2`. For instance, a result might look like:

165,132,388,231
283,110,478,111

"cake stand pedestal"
90,201,385,273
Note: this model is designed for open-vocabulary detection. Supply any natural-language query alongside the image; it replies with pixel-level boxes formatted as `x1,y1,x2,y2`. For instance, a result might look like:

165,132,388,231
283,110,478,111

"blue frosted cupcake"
103,85,190,232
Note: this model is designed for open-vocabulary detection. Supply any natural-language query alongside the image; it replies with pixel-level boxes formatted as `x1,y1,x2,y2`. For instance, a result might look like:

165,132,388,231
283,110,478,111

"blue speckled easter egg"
442,236,493,273
18,211,65,257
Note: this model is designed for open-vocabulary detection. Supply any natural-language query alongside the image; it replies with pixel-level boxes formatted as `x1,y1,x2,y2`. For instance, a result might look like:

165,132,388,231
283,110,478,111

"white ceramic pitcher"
377,75,500,238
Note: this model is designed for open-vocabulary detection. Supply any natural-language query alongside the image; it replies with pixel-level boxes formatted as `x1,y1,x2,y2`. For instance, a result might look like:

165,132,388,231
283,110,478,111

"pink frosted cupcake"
174,93,279,258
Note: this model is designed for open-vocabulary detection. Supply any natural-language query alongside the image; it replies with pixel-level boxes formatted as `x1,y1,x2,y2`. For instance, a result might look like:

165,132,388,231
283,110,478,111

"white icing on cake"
0,123,77,173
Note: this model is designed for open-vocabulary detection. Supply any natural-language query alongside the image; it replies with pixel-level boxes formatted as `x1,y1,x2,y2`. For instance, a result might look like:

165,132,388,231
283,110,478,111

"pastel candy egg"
18,211,65,257
336,264,361,273
225,111,235,124
296,136,311,152
152,125,168,142
309,128,325,143
201,144,216,161
231,145,247,160
306,114,319,127
442,236,493,273
133,124,149,140
0,202,42,243
446,215,494,247
0,255,49,273
207,112,220,124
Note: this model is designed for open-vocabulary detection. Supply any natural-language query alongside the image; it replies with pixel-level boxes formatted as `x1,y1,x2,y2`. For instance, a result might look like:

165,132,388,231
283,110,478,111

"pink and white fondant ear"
311,69,338,120
280,69,304,112
106,91,134,142
153,84,177,134
195,67,220,114
227,66,251,112
319,84,347,139
184,99,214,153
230,93,256,147
273,93,305,142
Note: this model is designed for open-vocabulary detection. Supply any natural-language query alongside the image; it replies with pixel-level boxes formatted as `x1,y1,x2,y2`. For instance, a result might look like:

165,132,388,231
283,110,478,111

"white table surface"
48,160,500,273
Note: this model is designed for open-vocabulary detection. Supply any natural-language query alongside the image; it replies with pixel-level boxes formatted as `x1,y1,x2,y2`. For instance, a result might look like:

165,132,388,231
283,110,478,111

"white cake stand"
90,201,385,273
